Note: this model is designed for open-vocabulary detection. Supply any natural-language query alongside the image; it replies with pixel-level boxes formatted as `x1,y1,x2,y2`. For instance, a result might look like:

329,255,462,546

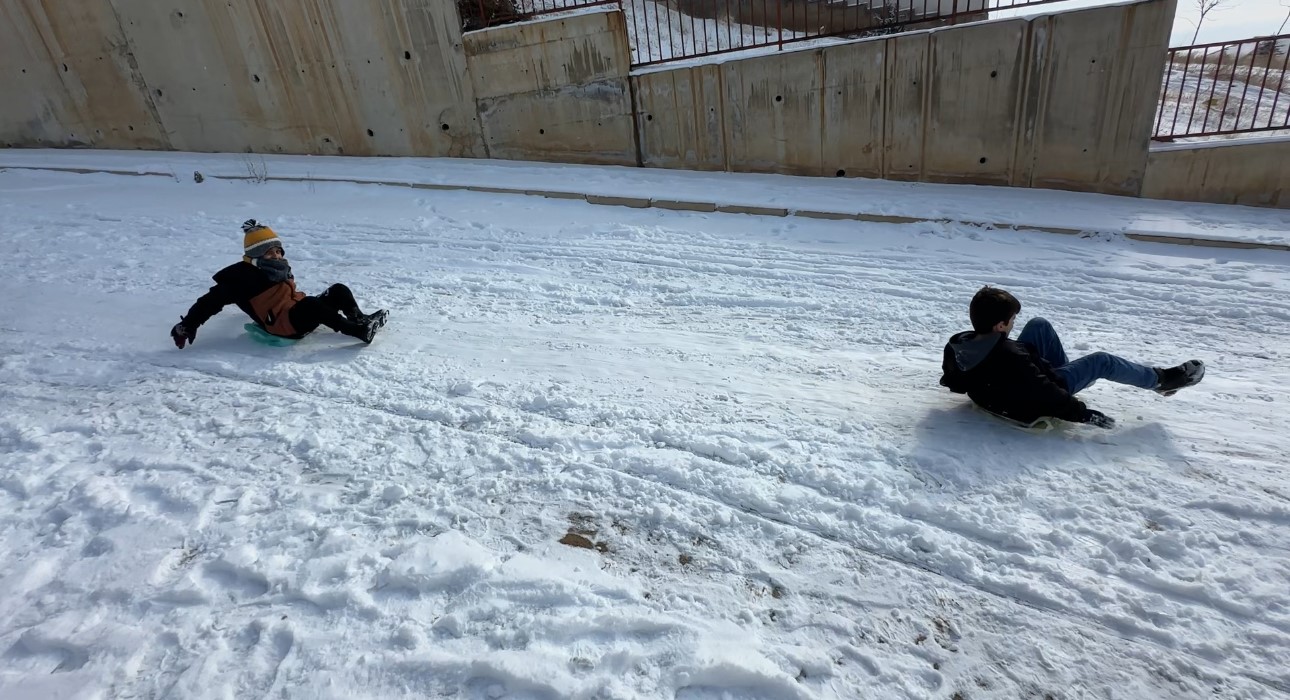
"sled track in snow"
104,354,1290,697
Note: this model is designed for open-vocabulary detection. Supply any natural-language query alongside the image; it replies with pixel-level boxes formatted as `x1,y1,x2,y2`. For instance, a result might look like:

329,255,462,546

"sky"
995,0,1286,46
1169,0,1289,45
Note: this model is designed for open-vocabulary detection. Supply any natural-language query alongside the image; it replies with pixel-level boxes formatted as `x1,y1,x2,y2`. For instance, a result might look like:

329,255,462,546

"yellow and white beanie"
241,219,283,261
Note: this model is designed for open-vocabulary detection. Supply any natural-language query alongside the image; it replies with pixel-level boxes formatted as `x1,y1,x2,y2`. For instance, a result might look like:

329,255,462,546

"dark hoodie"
940,331,1087,424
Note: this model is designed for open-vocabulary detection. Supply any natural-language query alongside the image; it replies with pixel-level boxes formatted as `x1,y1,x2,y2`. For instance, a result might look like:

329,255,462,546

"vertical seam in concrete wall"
1010,20,1034,187
1028,17,1055,189
617,9,643,168
918,34,932,180
880,37,890,178
628,73,644,167
104,0,169,147
1101,7,1135,190
818,51,827,177
719,64,730,172
1008,23,1030,186
462,28,494,160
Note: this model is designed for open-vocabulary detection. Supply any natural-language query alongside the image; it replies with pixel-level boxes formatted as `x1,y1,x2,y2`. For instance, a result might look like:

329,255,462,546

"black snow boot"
335,310,388,344
1154,359,1205,396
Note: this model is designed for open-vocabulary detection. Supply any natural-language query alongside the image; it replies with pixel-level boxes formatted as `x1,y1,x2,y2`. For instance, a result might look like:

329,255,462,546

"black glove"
1083,409,1116,429
171,318,197,349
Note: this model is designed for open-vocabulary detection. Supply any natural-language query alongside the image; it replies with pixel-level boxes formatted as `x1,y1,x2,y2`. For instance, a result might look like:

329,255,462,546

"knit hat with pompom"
241,219,283,260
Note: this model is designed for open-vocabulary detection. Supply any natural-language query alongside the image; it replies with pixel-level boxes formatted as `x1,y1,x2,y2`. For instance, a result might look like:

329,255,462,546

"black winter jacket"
939,331,1087,424
183,261,305,337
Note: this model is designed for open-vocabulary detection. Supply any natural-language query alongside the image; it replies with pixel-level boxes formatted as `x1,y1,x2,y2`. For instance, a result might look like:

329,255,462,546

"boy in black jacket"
170,220,388,348
940,287,1203,428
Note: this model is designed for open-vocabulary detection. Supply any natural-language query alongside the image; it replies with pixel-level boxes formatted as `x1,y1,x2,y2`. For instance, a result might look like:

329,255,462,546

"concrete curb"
4,164,1287,253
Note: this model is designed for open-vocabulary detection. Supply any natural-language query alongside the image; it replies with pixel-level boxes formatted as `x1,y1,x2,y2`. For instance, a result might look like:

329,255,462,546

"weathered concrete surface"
1143,138,1290,208
1,0,482,157
720,48,823,176
4,0,1184,200
823,40,886,179
882,32,930,181
923,19,1027,186
109,0,482,156
633,0,1176,196
1024,0,1177,195
463,8,636,166
633,63,725,171
0,1,169,149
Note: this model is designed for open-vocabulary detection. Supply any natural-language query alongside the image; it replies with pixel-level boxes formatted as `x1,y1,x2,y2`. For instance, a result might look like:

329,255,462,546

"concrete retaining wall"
1,0,482,157
4,0,1197,200
462,9,637,166
634,0,1177,196
1143,138,1290,208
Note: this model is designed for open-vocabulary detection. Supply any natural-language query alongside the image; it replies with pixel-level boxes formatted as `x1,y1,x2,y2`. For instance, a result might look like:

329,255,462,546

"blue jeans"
1017,318,1158,394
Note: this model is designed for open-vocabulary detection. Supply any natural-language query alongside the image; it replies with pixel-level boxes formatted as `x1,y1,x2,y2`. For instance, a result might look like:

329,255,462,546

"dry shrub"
459,0,520,31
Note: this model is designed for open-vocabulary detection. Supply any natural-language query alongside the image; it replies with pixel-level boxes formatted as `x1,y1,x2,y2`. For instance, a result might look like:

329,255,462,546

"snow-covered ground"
1155,43,1290,141
2,158,1290,699
4,149,1289,248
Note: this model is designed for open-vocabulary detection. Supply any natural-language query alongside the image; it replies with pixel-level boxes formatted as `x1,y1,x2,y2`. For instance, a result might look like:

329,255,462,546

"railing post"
777,0,783,52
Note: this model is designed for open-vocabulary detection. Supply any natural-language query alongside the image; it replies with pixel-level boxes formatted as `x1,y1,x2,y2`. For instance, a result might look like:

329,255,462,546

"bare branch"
1190,0,1236,44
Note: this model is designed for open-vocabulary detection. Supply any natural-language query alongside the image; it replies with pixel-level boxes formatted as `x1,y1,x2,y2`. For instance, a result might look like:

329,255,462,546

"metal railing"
624,0,1064,67
1154,34,1290,141
460,0,621,31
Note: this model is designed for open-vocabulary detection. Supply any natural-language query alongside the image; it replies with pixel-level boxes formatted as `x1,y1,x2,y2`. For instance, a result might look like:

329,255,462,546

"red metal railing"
624,0,1065,67
461,0,622,31
1154,34,1290,141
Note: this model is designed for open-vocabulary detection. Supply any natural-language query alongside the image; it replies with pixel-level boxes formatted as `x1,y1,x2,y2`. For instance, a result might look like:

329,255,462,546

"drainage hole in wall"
836,169,846,177
646,114,653,121
404,51,411,60
539,129,545,135
128,125,134,131
323,137,331,143
775,95,782,102
990,70,997,77
367,129,374,137
979,157,987,164
253,74,260,82
441,123,450,131
155,89,163,97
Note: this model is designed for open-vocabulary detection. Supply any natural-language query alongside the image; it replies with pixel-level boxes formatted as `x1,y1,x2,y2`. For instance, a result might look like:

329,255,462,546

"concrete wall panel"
633,65,726,171
1027,0,1175,195
0,0,168,149
822,40,886,179
464,8,636,166
1144,139,1290,208
923,19,1027,185
721,49,823,176
882,33,929,182
106,0,481,157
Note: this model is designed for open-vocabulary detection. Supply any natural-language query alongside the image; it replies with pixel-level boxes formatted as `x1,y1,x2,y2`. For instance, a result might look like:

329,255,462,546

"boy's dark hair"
970,286,1021,333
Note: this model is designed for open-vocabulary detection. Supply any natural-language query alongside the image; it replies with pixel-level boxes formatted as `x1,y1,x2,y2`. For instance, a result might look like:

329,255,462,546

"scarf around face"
256,258,293,284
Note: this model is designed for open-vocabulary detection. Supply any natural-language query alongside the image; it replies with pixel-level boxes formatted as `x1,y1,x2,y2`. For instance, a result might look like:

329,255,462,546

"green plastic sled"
244,323,299,347
974,404,1055,432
